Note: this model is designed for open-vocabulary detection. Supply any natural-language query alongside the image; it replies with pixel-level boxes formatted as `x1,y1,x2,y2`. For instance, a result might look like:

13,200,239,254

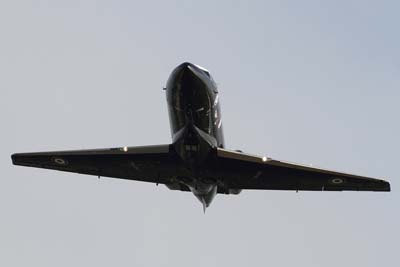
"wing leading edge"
215,148,390,192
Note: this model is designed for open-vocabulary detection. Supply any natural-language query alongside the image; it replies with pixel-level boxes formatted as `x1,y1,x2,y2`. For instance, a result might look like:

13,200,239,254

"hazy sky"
1,1,398,266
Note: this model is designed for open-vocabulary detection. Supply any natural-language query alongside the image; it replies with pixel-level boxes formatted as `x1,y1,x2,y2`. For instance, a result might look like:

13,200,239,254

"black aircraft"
12,62,390,211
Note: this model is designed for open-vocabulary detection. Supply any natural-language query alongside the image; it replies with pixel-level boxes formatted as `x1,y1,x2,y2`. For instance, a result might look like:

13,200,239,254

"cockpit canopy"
192,64,217,91
192,64,210,77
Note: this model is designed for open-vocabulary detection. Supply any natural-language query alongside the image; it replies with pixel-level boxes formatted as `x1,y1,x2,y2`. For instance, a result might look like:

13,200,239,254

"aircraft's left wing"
214,148,390,192
12,144,185,185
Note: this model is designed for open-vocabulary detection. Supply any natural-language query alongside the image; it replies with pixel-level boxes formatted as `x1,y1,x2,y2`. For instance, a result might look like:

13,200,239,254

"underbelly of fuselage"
165,62,225,209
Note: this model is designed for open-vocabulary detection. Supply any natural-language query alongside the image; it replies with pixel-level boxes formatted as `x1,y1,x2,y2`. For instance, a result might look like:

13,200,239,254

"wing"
215,148,390,192
11,144,187,185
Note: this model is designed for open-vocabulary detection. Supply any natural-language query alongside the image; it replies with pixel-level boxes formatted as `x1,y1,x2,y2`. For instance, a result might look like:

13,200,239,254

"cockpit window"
193,64,210,77
193,63,217,91
209,75,218,92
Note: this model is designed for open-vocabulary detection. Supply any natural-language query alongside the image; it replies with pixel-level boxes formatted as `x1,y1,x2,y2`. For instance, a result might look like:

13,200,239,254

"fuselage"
166,62,224,208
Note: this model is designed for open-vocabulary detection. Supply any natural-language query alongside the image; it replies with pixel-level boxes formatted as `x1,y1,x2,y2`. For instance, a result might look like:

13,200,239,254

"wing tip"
381,180,391,192
11,153,19,165
373,179,391,192
11,153,31,166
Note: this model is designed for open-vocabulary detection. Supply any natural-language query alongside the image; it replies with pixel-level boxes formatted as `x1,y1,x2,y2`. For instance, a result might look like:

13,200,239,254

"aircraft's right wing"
215,148,390,192
12,144,188,187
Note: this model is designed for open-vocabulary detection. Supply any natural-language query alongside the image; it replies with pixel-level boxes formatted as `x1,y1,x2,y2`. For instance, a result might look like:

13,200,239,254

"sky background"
1,1,398,266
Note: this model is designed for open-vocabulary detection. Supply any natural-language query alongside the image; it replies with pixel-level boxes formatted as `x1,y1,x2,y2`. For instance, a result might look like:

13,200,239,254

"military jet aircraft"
12,62,391,211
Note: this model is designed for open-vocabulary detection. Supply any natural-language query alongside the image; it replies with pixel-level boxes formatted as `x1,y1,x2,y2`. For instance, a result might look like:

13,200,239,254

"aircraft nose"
176,62,192,70
175,62,211,86
174,62,196,79
166,62,211,100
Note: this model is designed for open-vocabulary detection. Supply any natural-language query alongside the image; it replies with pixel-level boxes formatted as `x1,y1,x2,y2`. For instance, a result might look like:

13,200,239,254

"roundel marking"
53,157,68,165
331,178,344,185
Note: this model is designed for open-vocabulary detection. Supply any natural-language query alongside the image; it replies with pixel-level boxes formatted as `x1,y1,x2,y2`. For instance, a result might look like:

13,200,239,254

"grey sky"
1,1,398,266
